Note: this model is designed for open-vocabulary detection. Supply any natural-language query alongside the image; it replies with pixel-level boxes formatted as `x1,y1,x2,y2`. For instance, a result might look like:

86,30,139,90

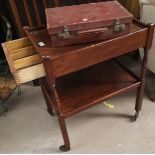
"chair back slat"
42,0,48,8
23,0,34,27
54,0,59,6
9,0,25,36
32,0,42,26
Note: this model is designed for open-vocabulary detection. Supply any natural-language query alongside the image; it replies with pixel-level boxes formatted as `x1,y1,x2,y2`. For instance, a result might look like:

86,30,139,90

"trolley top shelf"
24,20,151,78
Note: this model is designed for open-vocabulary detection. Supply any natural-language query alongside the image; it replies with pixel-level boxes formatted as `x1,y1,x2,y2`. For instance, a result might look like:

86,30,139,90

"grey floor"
0,57,155,153
0,86,155,153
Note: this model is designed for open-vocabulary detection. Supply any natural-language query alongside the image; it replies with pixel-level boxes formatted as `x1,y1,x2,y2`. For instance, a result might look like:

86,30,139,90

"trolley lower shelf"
44,61,140,118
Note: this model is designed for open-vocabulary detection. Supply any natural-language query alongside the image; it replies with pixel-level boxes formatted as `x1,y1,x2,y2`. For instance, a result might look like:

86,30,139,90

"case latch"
114,19,124,32
58,25,70,39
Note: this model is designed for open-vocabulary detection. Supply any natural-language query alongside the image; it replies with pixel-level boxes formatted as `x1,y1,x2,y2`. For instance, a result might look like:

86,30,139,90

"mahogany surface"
55,61,140,117
25,21,148,78
25,21,146,58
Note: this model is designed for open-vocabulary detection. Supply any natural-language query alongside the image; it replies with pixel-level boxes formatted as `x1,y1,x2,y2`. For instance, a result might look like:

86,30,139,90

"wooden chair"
8,0,139,38
8,0,102,37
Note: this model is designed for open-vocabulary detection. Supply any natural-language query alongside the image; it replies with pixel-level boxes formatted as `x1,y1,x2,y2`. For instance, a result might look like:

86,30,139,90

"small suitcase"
46,0,133,47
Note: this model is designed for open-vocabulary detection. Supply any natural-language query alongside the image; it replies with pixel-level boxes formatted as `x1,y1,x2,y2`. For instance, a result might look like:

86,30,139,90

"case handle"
78,27,108,35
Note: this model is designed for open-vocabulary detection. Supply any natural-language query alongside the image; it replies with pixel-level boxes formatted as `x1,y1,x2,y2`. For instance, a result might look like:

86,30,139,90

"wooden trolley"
14,20,155,151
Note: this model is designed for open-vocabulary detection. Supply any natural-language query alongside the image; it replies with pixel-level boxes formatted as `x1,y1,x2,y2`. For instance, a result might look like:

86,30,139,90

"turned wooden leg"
40,81,54,116
134,47,149,120
135,81,145,120
58,117,70,152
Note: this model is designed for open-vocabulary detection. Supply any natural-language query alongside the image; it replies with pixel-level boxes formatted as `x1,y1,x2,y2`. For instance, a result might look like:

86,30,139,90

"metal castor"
59,145,70,152
47,109,54,116
134,112,139,121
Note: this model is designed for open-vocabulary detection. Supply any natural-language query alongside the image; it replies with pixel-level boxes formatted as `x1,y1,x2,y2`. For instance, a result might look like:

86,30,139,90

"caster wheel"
59,145,70,152
47,109,54,116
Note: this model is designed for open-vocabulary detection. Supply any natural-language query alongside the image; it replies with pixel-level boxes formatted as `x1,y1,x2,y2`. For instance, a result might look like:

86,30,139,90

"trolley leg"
135,82,145,120
134,48,148,121
58,117,70,152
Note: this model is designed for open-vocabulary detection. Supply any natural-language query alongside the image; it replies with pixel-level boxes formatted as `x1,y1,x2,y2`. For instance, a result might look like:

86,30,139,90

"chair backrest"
8,0,102,37
9,0,55,37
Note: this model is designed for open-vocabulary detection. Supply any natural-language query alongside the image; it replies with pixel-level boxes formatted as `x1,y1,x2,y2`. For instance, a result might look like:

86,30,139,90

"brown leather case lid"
46,1,133,34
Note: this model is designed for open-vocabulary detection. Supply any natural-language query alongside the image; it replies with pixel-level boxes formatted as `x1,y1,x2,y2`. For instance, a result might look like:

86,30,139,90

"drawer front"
14,64,45,85
53,30,148,77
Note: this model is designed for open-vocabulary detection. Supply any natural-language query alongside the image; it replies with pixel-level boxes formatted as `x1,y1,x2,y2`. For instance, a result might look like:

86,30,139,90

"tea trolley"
24,20,154,151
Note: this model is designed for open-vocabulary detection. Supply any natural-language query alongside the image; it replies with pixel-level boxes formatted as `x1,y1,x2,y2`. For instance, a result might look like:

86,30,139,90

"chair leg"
58,116,70,152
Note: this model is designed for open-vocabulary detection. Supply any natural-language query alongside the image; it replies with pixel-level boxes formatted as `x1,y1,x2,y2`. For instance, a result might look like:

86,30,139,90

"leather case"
46,0,133,47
